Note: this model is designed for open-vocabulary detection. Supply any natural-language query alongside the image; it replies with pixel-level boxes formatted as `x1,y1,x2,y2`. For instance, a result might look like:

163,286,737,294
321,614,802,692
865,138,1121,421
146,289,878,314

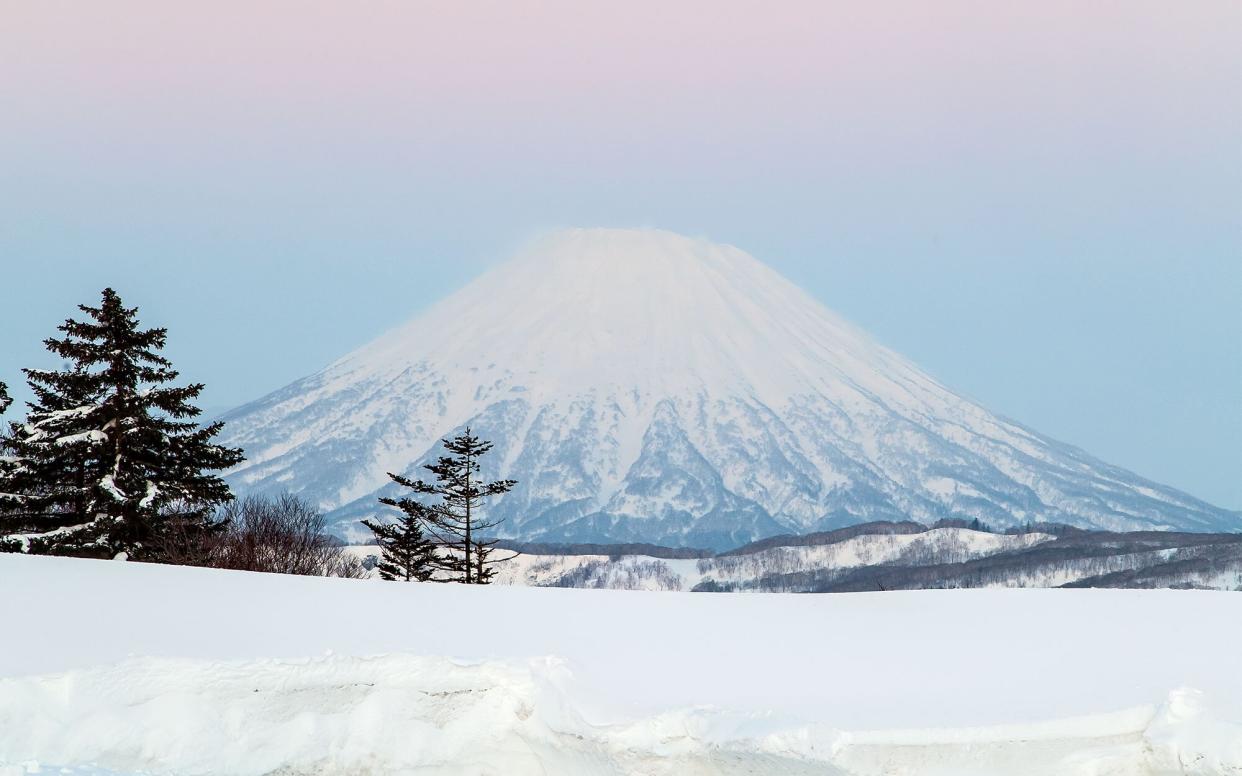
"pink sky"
4,1,1236,175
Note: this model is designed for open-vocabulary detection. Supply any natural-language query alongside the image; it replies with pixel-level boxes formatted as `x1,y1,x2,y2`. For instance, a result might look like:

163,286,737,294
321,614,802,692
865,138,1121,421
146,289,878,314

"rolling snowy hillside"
348,525,1055,590
218,228,1236,546
345,524,1242,592
2,554,1240,775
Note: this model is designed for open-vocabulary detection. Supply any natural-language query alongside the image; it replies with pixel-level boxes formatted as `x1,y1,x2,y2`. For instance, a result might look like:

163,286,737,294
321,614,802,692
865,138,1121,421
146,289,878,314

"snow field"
1,554,1239,774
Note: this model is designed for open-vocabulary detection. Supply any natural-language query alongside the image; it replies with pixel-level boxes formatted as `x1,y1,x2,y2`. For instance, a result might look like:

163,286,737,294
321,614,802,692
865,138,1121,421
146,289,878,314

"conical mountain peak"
342,227,911,402
220,228,1234,547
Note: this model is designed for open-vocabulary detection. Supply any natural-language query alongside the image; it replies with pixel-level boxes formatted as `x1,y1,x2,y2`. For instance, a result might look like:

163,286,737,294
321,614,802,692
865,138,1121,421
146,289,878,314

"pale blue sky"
1,1,1239,508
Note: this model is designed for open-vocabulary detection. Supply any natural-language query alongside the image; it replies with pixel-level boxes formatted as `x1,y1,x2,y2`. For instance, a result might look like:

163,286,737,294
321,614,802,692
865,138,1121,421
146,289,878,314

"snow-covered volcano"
219,228,1235,547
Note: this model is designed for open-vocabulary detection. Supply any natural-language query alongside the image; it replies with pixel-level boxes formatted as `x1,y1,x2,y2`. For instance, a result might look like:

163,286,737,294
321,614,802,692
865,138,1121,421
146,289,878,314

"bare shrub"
159,493,365,578
333,551,370,580
149,506,228,566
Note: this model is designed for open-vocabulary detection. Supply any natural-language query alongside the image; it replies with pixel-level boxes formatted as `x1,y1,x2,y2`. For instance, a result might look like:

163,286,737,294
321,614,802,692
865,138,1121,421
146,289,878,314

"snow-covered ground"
1,553,1239,775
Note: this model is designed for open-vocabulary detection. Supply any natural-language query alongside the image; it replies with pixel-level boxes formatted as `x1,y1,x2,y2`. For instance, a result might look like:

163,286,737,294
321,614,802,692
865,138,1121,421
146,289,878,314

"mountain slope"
219,228,1236,546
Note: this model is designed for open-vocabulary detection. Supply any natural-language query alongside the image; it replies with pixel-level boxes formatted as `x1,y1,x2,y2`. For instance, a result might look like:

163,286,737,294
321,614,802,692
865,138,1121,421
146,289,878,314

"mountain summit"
220,228,1234,547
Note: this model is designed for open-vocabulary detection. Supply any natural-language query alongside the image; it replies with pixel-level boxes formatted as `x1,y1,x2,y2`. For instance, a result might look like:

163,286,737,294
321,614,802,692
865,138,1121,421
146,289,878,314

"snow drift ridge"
3,654,1239,776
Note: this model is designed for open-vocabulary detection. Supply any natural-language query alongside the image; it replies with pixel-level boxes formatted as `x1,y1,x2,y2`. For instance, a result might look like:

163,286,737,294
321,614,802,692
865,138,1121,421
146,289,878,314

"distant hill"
344,521,1242,592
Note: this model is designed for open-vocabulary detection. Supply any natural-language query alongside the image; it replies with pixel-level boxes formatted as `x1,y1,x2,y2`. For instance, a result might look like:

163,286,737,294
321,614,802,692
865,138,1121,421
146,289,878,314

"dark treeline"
496,540,713,560
718,521,926,557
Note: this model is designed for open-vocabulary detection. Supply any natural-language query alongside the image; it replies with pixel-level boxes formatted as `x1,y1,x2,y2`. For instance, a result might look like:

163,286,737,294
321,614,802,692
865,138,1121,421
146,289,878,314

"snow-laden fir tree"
361,493,439,582
0,381,16,552
0,363,105,546
392,427,516,584
0,288,244,558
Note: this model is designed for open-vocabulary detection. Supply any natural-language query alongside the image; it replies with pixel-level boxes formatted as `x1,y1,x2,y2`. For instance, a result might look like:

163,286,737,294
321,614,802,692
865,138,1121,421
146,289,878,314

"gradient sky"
2,1,1240,508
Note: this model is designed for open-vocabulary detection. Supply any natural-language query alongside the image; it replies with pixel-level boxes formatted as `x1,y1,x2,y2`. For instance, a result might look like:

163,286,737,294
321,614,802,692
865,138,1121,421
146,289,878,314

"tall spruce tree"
390,427,515,584
0,288,244,558
361,494,439,582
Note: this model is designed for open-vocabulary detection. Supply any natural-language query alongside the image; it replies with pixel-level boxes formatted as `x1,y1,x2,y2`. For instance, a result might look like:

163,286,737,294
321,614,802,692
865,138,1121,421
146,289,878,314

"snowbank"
3,654,1239,776
1,554,1239,774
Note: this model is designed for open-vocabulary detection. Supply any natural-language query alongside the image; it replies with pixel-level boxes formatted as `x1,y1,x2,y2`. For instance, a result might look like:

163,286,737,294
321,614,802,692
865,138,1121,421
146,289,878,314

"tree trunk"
463,446,472,584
